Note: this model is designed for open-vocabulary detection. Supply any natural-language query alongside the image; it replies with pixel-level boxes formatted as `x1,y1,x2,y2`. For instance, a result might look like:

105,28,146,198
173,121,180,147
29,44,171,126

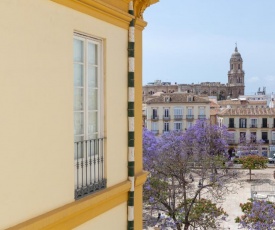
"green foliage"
239,155,268,170
177,198,227,229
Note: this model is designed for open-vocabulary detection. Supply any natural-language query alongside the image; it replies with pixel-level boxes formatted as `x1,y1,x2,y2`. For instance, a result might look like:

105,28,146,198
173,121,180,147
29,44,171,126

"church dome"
230,46,242,61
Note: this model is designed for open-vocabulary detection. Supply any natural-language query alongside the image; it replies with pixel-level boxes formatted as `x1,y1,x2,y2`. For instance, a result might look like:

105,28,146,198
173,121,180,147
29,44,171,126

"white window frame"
174,122,182,131
164,122,169,132
164,108,169,118
74,34,104,145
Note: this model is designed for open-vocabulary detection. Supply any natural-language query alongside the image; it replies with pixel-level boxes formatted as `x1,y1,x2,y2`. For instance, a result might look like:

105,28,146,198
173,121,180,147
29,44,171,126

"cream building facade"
217,108,275,158
145,93,210,135
0,0,158,229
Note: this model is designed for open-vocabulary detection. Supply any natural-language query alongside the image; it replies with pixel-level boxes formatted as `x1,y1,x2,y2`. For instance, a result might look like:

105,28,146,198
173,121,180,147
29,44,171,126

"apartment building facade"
146,93,210,135
217,108,275,157
0,0,157,229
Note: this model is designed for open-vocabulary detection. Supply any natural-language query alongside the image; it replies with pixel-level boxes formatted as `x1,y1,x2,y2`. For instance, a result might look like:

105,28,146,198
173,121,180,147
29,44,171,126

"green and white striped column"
127,1,135,229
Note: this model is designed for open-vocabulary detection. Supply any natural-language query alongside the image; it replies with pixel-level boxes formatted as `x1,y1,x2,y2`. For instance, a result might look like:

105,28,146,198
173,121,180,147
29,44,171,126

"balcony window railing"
261,124,269,128
186,115,194,120
151,115,159,121
151,130,159,135
198,115,206,120
263,139,269,144
272,140,275,145
250,124,258,128
228,124,235,128
75,138,106,200
163,115,170,120
174,115,183,120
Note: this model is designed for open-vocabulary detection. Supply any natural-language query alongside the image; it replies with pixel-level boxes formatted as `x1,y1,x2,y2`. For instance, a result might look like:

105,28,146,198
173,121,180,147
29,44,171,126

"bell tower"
228,44,245,98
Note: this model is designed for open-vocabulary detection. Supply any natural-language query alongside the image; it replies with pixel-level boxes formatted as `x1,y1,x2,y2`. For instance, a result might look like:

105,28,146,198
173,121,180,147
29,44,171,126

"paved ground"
144,167,275,230
218,167,275,229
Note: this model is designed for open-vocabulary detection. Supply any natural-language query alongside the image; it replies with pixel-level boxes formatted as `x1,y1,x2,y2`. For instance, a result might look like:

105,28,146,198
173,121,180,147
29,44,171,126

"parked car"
268,154,275,164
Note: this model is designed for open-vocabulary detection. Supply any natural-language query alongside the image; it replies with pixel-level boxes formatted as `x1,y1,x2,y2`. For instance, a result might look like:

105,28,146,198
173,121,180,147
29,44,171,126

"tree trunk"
249,169,251,181
184,223,190,230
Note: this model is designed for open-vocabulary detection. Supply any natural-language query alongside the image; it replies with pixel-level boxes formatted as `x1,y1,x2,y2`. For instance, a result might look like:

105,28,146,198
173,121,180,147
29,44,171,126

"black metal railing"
74,138,106,200
228,124,235,128
261,124,269,128
198,115,206,120
163,115,170,120
186,115,194,120
151,115,159,121
250,124,257,128
272,140,275,145
174,115,183,120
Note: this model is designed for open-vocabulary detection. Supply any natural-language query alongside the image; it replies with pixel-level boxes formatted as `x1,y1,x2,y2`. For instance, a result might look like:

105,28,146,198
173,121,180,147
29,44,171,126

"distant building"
217,107,275,158
143,46,245,102
145,93,210,135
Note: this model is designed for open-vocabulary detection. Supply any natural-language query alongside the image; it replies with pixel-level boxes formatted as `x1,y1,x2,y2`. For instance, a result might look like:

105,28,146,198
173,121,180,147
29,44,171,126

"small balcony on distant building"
163,115,170,121
174,115,183,120
228,124,235,128
250,124,258,128
151,130,159,135
186,115,194,120
228,139,237,145
151,115,159,121
198,115,206,120
272,140,275,145
261,124,269,128
263,139,269,144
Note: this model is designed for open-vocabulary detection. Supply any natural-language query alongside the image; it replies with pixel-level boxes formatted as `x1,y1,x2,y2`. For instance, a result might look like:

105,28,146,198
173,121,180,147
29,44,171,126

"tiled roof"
218,100,267,105
217,108,275,116
146,93,210,104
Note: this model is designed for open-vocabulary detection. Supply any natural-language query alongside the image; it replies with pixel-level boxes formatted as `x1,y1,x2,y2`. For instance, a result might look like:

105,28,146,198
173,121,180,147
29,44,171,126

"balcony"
186,115,194,120
163,130,170,134
74,138,106,200
163,115,170,121
174,115,183,120
228,139,237,145
239,126,247,129
228,124,235,128
151,130,159,135
261,124,269,128
262,139,269,144
272,140,275,145
151,115,159,121
198,115,206,120
250,124,258,128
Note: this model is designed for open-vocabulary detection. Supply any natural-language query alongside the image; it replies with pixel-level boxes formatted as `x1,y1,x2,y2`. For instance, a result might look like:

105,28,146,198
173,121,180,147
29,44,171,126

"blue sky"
143,0,275,95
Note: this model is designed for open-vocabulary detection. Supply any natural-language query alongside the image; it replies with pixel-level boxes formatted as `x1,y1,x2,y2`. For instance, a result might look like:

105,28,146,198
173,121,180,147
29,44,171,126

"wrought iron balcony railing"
198,115,206,120
228,124,235,128
261,124,269,128
186,115,194,120
174,115,183,120
74,138,106,200
163,115,170,121
151,115,159,121
250,124,258,128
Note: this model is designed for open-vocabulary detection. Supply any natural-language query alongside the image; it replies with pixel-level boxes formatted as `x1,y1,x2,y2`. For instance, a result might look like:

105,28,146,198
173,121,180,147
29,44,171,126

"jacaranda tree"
143,120,241,230
235,199,275,229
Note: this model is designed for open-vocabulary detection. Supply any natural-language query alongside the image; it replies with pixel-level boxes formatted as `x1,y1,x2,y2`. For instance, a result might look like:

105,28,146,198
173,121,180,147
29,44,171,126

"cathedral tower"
228,45,245,98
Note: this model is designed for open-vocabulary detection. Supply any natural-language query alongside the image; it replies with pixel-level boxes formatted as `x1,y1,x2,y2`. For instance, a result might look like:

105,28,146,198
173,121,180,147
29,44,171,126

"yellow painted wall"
0,0,128,228
73,202,127,230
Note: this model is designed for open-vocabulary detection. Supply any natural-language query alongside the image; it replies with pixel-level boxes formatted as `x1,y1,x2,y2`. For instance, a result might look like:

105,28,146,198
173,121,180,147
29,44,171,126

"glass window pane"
88,112,98,134
88,42,97,65
88,88,98,110
74,88,84,111
74,39,83,62
88,66,97,88
74,112,84,135
74,64,83,87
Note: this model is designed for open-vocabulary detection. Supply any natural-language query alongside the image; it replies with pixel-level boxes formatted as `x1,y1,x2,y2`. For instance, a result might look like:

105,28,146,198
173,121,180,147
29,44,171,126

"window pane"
74,64,83,87
88,112,98,134
88,42,98,65
88,88,98,110
74,39,83,62
74,88,84,111
74,112,84,135
88,66,98,88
